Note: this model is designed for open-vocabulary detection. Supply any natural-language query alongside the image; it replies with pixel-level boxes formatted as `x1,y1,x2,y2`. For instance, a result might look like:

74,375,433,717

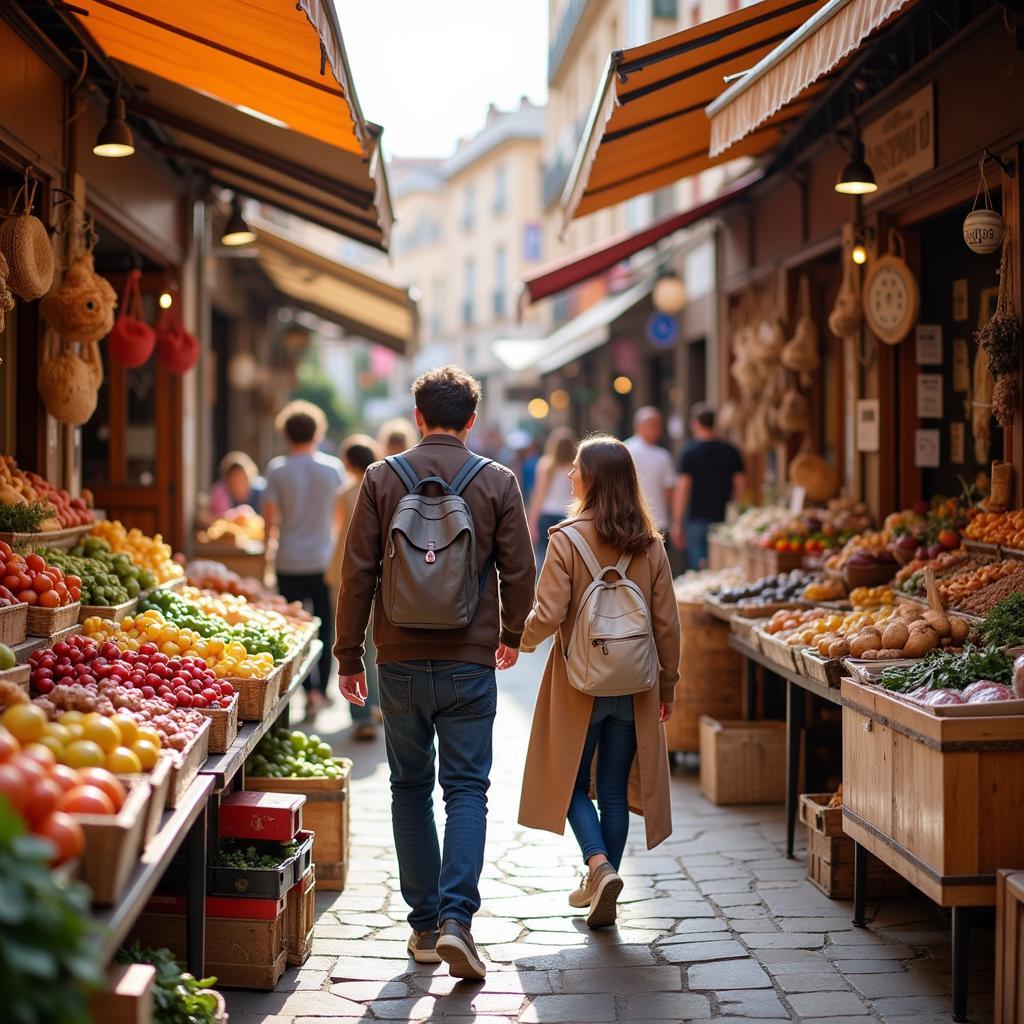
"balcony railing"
548,0,592,82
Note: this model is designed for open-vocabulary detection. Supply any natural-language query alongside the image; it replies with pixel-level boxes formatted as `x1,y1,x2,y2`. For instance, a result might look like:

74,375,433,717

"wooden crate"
997,870,1024,1023
75,780,152,905
246,759,351,890
88,963,155,1024
165,718,210,808
25,601,80,637
0,663,30,693
842,677,1024,907
196,693,239,754
285,865,316,966
699,717,785,805
665,602,744,753
0,523,92,551
757,629,798,672
0,602,28,645
708,534,744,572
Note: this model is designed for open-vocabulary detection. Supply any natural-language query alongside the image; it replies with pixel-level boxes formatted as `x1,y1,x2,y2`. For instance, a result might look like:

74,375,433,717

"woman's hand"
659,702,674,723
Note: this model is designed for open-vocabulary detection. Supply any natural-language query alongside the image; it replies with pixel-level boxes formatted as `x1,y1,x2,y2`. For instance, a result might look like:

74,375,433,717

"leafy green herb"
0,502,55,534
115,943,218,1024
879,645,1013,693
212,842,293,870
980,593,1024,649
0,798,104,1024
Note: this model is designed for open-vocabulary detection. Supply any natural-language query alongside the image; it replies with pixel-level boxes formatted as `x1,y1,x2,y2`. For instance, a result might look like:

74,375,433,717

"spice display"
938,559,1024,608
965,509,1024,548
954,566,1024,616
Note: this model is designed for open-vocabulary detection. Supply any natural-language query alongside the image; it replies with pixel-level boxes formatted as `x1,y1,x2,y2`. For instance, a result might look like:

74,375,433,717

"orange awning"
562,0,830,226
707,0,916,158
71,1,392,249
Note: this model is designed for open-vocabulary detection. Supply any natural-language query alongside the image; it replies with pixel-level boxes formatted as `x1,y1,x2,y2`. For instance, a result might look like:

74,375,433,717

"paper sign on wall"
950,423,965,465
915,429,940,468
952,339,970,392
953,279,969,322
915,324,943,364
789,486,806,517
917,374,944,418
856,399,880,453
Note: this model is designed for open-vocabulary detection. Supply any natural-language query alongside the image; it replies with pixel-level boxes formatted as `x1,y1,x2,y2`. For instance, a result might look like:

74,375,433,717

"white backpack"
562,526,659,698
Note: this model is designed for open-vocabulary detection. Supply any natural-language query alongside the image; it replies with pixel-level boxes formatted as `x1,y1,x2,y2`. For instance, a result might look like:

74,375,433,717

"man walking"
335,366,535,980
624,407,676,536
670,403,745,570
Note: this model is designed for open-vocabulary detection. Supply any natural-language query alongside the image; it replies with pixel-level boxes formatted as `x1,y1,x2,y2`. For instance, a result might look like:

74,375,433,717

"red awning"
520,171,760,308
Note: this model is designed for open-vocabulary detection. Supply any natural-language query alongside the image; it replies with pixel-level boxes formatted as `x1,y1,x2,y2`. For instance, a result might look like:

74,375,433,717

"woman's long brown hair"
570,435,662,555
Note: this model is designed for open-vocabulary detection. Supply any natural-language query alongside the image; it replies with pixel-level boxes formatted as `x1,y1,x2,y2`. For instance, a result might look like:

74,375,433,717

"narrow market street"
226,652,993,1024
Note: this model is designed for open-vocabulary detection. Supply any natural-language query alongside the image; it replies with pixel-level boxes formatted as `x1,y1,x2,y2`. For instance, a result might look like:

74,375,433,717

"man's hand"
670,525,685,551
496,643,519,670
659,702,674,723
339,673,368,707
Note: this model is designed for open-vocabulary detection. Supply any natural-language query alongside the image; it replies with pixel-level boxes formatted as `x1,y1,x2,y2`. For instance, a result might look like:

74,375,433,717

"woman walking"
527,427,577,565
519,436,680,928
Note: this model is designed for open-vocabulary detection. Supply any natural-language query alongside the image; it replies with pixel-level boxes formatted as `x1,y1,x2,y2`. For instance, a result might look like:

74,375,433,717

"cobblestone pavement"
228,652,995,1024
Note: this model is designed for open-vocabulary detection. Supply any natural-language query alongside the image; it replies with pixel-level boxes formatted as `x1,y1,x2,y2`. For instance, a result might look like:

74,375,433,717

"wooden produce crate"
78,597,137,623
729,614,766,648
231,665,282,722
799,648,844,688
997,869,1024,1023
664,601,744,753
757,629,798,672
246,758,351,891
75,780,152,905
0,602,28,645
708,533,744,572
192,541,268,583
800,794,908,900
88,963,156,1024
699,717,785,805
285,865,316,966
842,676,1024,907
25,601,80,637
164,718,211,808
0,663,30,693
196,693,239,754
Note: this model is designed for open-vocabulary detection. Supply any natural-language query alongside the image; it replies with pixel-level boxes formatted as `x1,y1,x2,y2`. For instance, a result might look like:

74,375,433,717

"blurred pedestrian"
208,451,264,518
527,427,577,564
670,403,746,570
624,408,675,536
326,434,383,741
263,400,346,715
378,417,418,457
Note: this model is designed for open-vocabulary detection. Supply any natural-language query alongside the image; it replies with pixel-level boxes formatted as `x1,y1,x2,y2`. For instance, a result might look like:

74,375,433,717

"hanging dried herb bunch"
975,231,1021,428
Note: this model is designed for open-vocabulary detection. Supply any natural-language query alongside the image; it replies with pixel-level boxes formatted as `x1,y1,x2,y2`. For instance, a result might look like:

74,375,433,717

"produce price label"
914,428,941,468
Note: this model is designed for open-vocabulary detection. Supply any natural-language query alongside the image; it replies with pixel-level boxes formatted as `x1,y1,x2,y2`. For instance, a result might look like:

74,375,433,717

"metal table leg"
785,680,804,859
951,907,970,1023
185,800,208,977
852,841,867,927
744,657,757,720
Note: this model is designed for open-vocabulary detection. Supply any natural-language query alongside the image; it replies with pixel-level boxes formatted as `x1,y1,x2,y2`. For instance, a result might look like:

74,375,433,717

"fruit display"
0,456,94,529
895,549,976,594
848,585,894,608
71,535,158,590
0,583,25,609
36,546,138,606
802,579,846,603
712,570,819,606
0,643,15,670
757,502,872,554
711,506,789,545
89,520,183,585
247,727,345,779
198,507,265,547
0,543,79,608
674,566,747,603
763,607,829,636
978,594,1024,650
83,609,277,680
951,564,1024,617
178,586,305,650
824,532,897,571
965,510,1024,549
884,494,979,556
878,645,1013,699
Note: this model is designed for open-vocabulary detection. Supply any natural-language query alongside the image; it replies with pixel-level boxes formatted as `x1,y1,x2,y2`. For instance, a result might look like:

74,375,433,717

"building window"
493,245,508,320
462,258,475,326
462,184,475,232
493,163,508,215
431,277,444,337
654,0,678,17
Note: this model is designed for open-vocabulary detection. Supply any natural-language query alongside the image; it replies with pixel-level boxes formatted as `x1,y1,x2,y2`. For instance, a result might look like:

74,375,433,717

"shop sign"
863,85,934,195
917,374,944,419
914,428,941,468
646,313,679,349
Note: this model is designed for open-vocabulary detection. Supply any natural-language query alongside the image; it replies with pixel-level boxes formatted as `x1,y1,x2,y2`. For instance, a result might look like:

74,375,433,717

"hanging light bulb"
221,196,256,246
851,240,868,265
835,138,877,195
93,96,135,158
158,291,173,309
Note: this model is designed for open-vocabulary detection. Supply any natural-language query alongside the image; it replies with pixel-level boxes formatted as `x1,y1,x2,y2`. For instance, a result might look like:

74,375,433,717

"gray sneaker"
436,919,486,980
407,928,442,964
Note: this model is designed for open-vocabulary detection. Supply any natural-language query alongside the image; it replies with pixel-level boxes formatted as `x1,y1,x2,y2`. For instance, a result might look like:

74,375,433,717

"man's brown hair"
412,365,482,431
275,400,327,445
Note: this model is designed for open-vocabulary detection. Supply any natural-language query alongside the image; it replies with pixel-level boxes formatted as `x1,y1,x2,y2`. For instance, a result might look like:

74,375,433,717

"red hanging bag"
155,304,199,374
108,269,156,368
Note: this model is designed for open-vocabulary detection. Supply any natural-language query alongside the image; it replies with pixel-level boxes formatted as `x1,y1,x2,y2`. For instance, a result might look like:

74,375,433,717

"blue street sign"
646,313,679,349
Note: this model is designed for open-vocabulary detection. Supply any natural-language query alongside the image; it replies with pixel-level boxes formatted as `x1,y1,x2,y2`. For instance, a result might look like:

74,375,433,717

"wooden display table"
708,533,744,572
842,676,1024,1021
192,540,268,583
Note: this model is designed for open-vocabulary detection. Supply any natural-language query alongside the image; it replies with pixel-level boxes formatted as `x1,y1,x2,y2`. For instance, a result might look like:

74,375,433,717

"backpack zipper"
591,635,648,656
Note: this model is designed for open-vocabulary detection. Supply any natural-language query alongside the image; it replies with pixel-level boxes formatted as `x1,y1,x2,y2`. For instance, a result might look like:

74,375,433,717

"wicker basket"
0,663,30,693
196,693,239,754
0,523,92,552
230,664,282,721
165,719,211,808
77,597,137,624
0,602,28,645
26,601,81,637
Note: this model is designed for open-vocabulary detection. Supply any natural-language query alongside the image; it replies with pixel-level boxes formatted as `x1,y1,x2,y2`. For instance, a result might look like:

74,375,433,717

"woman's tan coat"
518,515,681,851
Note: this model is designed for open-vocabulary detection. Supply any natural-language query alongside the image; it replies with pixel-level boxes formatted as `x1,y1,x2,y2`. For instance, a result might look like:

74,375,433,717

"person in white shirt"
624,408,676,534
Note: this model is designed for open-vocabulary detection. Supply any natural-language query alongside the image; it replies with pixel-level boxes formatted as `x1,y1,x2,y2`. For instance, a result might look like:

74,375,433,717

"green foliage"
980,593,1024,649
0,799,103,1024
880,645,1013,693
212,839,299,870
115,943,219,1024
0,502,55,534
291,353,356,441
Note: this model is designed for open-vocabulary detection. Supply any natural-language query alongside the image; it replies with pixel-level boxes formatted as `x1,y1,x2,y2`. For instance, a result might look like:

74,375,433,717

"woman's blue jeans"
566,695,637,871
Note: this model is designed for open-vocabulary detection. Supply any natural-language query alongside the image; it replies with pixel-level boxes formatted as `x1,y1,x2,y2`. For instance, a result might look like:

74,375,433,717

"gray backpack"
562,526,658,697
381,453,494,630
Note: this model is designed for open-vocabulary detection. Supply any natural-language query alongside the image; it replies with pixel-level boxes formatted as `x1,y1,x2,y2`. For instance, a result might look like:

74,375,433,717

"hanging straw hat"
0,178,54,301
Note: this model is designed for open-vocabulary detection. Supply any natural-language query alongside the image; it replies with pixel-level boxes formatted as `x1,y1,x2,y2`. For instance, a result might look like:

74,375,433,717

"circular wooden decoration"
862,236,919,345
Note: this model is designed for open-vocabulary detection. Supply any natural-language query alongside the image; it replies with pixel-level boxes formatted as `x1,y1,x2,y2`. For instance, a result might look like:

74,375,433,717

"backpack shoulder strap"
613,550,634,576
562,526,603,582
385,454,419,493
450,454,492,496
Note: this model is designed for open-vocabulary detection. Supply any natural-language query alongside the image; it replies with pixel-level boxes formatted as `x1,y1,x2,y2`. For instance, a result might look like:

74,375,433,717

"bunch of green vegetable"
0,799,103,1024
879,645,1013,693
37,546,139,606
213,839,298,870
71,536,157,591
0,502,56,535
248,728,344,779
979,593,1024,650
115,943,219,1024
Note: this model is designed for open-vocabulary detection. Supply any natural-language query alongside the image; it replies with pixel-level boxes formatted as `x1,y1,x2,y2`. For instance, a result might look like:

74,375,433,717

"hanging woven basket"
0,179,54,301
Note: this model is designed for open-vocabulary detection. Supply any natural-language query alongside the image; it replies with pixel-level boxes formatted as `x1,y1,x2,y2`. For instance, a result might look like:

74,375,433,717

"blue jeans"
378,660,496,930
685,519,713,571
566,695,638,871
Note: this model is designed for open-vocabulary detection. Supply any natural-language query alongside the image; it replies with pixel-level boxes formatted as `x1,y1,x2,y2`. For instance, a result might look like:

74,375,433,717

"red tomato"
58,784,115,816
2,575,21,593
68,587,81,602
77,768,126,812
49,764,83,794
8,755,45,786
31,573,55,595
24,554,45,574
0,540,11,558
65,575,83,590
46,564,63,582
20,744,56,769
25,777,62,825
17,590,37,606
35,811,85,865
0,730,19,763
0,763,29,815
37,590,60,609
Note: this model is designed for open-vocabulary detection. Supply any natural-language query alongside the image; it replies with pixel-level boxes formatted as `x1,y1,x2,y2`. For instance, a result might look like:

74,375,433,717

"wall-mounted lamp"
221,196,257,247
835,138,877,196
93,96,135,158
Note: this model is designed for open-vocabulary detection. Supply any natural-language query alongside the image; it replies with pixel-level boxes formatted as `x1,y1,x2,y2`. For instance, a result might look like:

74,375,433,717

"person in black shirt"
670,403,745,570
